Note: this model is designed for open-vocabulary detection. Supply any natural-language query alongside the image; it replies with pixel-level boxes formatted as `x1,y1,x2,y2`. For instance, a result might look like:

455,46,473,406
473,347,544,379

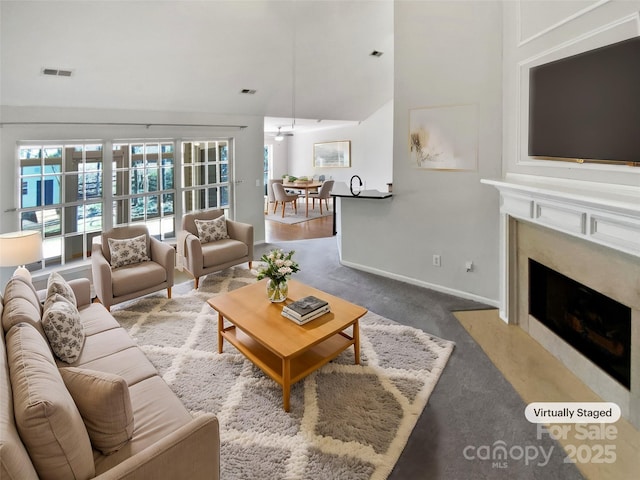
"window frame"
111,140,177,240
17,142,105,269
15,136,234,273
181,140,232,216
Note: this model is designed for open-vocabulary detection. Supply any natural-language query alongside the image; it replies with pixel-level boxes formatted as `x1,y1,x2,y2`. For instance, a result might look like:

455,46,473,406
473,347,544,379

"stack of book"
282,295,330,325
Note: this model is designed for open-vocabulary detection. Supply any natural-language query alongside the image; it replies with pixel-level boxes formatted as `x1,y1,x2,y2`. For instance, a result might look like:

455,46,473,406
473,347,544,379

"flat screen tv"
528,36,640,165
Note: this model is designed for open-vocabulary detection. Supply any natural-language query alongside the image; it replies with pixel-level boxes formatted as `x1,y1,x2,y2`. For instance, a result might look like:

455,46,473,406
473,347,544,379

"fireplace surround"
483,174,640,428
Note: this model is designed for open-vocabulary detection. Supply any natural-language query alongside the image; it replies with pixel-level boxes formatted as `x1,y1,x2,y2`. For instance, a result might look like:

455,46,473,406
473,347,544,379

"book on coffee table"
283,296,328,318
281,304,330,325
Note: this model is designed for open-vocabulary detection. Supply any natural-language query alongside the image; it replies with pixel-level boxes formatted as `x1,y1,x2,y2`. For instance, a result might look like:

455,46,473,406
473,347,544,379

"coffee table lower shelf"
220,325,356,411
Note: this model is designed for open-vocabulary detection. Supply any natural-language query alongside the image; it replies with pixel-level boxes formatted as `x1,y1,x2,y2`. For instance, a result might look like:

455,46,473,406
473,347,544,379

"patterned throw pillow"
195,216,229,243
47,271,77,306
42,296,85,363
108,234,149,268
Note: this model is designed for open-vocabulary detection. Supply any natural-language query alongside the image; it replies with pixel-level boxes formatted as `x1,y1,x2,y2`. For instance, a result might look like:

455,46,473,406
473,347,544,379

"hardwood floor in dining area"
264,207,333,242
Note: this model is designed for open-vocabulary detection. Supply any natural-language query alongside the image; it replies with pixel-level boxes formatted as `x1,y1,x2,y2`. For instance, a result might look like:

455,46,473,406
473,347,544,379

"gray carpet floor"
255,237,583,480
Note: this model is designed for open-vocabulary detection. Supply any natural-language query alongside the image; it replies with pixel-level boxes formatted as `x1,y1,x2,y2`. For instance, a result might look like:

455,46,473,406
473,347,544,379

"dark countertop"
330,184,392,199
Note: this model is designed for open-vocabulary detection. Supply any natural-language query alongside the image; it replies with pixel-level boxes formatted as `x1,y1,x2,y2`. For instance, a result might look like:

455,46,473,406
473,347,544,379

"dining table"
282,181,323,217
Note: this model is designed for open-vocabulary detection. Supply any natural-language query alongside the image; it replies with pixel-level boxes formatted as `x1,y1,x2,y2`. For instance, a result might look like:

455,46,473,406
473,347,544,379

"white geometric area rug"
265,207,333,225
111,267,455,480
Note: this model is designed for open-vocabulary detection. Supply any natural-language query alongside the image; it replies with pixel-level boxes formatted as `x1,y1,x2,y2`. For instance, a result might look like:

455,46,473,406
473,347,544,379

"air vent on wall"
42,68,73,77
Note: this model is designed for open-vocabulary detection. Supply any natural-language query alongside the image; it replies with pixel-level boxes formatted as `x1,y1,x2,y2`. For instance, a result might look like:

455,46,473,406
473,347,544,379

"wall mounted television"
528,36,640,165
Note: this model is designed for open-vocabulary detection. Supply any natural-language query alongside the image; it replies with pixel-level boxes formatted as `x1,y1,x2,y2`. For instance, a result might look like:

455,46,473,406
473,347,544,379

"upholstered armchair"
180,209,253,289
91,225,175,311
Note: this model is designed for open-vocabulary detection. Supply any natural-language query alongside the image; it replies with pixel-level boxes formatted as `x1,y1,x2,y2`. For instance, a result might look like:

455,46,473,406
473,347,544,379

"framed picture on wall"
313,141,351,168
409,104,478,171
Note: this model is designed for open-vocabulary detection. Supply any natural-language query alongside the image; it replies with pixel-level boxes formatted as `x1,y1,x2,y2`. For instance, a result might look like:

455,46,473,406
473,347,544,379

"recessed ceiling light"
370,50,383,57
240,89,257,95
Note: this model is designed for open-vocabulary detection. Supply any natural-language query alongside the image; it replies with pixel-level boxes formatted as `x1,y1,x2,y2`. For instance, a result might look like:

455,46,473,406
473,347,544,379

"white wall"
502,0,640,185
337,1,503,305
0,106,266,284
264,135,290,182
287,101,394,192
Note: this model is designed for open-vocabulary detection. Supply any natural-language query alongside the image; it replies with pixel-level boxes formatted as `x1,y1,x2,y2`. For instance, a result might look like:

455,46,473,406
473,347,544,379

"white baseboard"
339,258,499,309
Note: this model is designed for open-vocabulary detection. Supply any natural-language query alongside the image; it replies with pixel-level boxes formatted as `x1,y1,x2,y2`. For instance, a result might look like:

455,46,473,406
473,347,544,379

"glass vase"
266,278,288,303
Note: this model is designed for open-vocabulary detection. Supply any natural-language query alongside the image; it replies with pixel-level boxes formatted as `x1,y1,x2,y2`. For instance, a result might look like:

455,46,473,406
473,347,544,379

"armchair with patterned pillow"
179,209,253,289
91,225,175,310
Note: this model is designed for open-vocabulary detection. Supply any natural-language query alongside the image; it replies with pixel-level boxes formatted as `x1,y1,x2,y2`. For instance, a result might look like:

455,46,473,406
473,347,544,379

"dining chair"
309,180,334,214
272,182,299,217
268,179,283,210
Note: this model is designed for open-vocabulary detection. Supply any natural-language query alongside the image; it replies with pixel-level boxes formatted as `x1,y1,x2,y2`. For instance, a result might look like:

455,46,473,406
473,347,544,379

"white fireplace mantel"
482,173,640,323
482,173,640,258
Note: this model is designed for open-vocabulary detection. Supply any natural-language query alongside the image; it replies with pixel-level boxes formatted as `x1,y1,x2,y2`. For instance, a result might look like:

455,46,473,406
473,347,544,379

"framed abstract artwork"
409,104,478,171
313,141,351,168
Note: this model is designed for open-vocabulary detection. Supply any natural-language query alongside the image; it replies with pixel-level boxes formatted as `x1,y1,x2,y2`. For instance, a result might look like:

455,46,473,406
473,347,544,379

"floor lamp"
0,231,43,281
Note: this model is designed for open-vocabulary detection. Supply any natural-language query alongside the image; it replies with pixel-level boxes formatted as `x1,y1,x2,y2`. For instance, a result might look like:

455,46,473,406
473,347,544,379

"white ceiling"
0,1,394,133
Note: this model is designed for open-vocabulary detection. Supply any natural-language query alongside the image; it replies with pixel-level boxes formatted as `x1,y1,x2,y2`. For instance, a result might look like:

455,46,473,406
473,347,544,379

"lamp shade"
0,231,43,267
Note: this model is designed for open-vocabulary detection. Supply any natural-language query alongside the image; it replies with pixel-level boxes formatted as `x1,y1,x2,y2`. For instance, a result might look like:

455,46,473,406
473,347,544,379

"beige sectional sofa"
0,275,220,479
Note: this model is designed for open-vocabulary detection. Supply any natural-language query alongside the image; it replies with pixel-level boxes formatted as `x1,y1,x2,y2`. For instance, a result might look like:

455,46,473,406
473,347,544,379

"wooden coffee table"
207,279,367,411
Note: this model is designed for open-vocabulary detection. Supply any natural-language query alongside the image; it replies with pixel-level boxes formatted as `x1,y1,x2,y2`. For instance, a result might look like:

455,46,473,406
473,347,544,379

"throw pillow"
195,216,229,243
42,295,85,363
43,292,73,314
60,367,135,455
6,322,95,480
46,271,77,306
108,234,149,268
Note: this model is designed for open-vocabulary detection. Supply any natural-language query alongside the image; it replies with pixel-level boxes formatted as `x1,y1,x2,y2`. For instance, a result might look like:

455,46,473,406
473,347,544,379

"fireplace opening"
529,259,631,389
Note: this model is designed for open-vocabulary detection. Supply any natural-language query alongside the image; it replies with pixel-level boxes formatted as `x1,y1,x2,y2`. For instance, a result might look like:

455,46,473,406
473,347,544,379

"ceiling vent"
240,89,256,95
42,68,73,77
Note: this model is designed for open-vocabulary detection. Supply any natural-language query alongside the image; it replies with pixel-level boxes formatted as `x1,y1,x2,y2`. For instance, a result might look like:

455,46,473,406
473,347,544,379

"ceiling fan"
273,126,294,141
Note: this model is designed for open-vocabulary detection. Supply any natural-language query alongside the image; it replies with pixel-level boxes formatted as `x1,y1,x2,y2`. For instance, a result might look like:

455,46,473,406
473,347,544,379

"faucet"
350,175,363,196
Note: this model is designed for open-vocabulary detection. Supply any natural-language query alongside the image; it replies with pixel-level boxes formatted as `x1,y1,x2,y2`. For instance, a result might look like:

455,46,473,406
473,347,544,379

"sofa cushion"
78,302,122,336
0,311,40,480
1,276,43,336
3,276,41,312
6,322,95,480
93,375,193,474
202,238,248,268
110,260,168,297
108,234,150,268
60,367,135,455
1,295,47,340
195,216,229,243
68,346,157,387
61,327,136,366
46,271,77,306
42,294,85,363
